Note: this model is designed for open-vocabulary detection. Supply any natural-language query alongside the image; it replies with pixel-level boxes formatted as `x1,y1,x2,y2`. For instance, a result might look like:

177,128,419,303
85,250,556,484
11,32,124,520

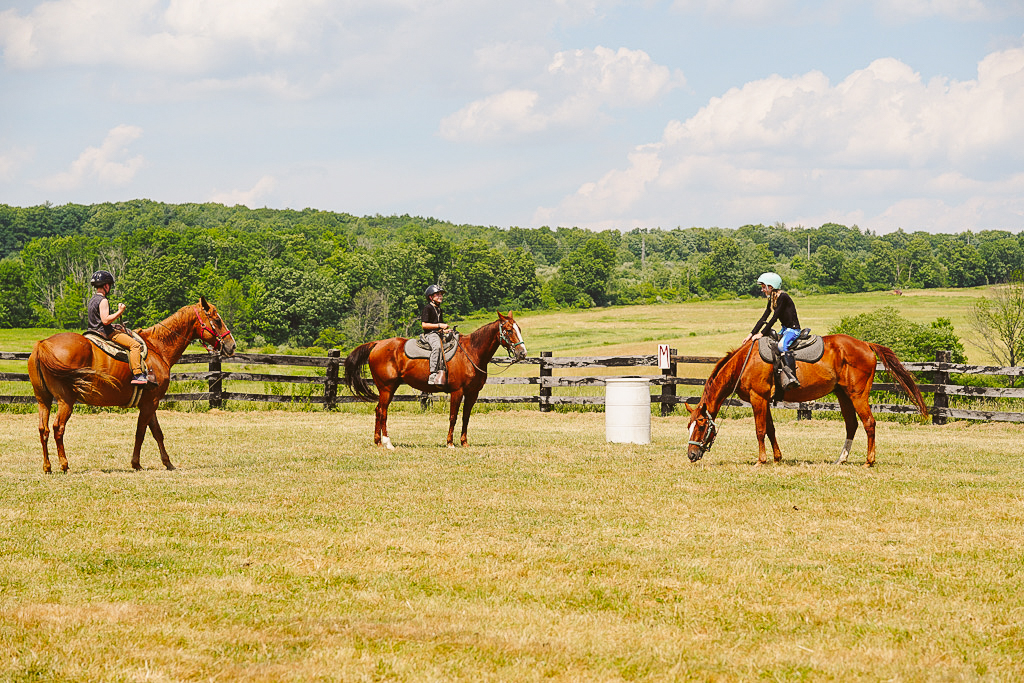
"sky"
1,1,1023,235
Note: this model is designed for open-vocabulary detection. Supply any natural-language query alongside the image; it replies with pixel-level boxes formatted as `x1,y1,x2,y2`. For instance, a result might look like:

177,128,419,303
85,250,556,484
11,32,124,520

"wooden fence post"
932,349,950,425
540,351,552,412
208,355,222,410
660,348,677,416
324,349,340,411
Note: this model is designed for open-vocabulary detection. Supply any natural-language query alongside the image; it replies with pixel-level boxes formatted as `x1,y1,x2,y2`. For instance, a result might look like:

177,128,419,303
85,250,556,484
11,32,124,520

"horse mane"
138,305,193,346
468,318,499,342
701,346,743,403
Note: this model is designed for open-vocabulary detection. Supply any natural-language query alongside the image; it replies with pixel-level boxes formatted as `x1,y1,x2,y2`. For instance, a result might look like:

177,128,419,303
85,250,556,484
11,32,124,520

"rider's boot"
781,351,800,390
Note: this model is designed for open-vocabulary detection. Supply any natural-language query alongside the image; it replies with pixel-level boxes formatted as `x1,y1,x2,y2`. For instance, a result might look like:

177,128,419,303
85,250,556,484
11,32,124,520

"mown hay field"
2,408,1023,681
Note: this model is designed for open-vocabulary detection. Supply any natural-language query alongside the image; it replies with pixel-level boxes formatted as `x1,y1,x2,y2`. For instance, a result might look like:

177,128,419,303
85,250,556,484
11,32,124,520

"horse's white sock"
837,438,853,463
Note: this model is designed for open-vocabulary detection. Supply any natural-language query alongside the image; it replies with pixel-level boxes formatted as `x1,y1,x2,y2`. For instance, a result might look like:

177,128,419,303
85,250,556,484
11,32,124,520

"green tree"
558,238,616,306
0,258,35,327
119,253,198,326
969,278,1024,377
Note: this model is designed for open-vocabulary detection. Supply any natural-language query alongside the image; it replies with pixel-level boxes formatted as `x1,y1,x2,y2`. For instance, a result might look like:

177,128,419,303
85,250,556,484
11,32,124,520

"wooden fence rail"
4,349,1024,424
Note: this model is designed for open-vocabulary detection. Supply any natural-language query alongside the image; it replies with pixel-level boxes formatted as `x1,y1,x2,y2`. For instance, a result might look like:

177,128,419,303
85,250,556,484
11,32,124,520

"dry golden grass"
2,408,1023,681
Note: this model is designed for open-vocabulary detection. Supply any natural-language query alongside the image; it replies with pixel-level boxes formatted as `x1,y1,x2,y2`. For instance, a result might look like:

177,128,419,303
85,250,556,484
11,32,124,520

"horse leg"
459,390,479,447
376,388,396,450
147,412,175,470
749,393,773,465
36,398,53,474
764,404,783,463
848,390,877,468
447,389,464,448
832,388,859,465
51,399,74,473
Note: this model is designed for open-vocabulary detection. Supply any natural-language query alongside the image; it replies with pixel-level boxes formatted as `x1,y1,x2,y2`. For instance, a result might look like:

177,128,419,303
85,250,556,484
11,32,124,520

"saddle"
83,328,150,374
757,329,823,365
403,330,459,362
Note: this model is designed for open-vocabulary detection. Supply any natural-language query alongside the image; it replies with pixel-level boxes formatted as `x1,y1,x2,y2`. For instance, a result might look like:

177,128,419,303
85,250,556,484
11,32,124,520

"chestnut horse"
343,312,527,449
28,298,235,473
685,334,928,467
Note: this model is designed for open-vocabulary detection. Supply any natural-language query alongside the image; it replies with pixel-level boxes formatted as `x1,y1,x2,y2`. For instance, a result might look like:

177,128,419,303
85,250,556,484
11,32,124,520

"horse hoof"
381,437,395,451
164,463,176,471
447,444,456,450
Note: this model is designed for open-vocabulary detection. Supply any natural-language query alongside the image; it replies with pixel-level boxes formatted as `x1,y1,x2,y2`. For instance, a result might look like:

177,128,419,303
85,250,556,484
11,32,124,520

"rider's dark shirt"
420,302,444,334
87,293,113,338
751,291,800,335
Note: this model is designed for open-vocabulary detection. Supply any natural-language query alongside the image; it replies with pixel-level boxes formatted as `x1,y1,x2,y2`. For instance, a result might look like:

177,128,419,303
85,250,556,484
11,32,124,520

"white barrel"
605,377,651,444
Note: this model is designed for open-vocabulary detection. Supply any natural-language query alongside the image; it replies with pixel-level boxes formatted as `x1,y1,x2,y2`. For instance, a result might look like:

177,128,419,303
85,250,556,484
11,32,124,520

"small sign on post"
658,344,671,370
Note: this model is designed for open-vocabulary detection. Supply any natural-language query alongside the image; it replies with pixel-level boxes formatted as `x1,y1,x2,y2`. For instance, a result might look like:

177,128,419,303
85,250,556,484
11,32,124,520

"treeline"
0,200,1020,348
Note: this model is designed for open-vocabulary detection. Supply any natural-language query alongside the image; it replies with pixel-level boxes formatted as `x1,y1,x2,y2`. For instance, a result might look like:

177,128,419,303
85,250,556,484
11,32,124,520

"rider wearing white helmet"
743,272,802,389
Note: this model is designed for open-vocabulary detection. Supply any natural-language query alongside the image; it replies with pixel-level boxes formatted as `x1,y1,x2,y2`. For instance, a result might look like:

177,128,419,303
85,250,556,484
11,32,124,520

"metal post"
540,351,552,412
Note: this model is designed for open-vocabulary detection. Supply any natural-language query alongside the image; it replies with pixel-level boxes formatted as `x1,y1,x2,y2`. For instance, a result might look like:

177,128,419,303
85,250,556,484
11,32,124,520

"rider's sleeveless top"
87,293,113,338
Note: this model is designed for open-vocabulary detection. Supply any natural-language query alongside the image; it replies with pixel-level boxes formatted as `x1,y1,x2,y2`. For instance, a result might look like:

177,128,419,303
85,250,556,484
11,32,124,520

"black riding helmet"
424,284,445,298
90,270,114,287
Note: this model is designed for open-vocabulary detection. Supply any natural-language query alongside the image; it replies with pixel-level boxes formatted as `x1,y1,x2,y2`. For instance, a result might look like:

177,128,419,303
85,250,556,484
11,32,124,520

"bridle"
687,404,719,461
194,304,233,354
498,322,526,358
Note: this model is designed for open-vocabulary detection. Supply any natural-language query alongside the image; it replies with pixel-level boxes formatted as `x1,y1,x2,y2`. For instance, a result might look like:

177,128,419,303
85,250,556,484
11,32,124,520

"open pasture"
2,409,1023,680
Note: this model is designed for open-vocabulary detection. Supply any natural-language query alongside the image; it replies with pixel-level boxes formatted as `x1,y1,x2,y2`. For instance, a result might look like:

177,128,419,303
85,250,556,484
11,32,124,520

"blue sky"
1,0,1022,234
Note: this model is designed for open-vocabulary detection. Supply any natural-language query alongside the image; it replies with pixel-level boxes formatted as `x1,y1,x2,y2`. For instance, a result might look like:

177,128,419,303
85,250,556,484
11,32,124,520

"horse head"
685,401,718,462
194,298,236,356
496,312,527,361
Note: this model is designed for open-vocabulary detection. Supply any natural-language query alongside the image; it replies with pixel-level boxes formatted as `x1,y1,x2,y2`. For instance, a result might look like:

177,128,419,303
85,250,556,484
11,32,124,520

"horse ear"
199,296,210,310
685,402,696,415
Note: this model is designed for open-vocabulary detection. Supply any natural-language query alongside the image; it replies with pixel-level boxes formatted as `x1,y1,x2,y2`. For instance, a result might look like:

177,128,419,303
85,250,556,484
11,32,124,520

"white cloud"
0,1,623,99
538,45,1024,231
0,146,33,182
208,175,276,207
670,0,1017,22
440,46,685,142
39,125,144,191
0,0,330,71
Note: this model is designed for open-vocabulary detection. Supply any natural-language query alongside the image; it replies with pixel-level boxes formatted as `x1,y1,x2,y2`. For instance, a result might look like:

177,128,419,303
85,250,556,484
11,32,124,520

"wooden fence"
4,349,1024,424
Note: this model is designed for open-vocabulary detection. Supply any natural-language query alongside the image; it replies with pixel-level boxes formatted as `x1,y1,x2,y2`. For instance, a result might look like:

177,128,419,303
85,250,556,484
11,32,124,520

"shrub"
829,306,966,363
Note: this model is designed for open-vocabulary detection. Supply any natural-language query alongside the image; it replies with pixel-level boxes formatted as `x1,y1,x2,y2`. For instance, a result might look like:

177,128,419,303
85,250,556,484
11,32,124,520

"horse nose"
222,337,237,356
688,447,703,462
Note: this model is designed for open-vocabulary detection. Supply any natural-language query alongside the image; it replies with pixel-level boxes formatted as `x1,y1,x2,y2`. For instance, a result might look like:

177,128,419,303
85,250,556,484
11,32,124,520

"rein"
688,341,756,456
455,321,524,375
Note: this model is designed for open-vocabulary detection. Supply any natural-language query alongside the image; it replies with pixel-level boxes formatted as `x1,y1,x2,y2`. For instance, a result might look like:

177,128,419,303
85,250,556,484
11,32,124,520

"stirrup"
130,374,148,385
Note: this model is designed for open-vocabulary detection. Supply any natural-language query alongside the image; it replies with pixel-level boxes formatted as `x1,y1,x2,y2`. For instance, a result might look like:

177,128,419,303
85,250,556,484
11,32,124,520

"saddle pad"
403,335,459,362
83,330,149,366
758,335,824,364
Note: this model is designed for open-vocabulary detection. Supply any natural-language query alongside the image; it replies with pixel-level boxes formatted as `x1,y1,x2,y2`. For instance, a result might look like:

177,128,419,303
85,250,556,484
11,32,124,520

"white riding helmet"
756,272,782,290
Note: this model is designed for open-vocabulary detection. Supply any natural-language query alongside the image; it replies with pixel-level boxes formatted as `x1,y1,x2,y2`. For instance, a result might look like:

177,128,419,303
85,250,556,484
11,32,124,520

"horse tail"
32,339,119,400
343,342,379,401
870,343,929,419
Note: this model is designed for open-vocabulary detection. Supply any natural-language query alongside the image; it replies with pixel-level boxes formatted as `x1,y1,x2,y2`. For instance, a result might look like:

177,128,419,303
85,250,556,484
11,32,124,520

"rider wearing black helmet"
421,284,449,385
87,270,147,385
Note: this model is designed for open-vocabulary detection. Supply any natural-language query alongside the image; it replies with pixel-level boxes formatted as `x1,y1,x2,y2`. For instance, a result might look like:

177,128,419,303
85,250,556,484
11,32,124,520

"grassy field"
2,409,1023,680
